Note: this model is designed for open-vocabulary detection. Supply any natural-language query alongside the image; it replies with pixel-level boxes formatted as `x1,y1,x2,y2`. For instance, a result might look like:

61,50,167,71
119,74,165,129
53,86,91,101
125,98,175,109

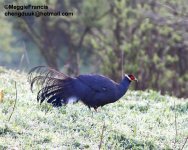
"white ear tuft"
124,74,131,80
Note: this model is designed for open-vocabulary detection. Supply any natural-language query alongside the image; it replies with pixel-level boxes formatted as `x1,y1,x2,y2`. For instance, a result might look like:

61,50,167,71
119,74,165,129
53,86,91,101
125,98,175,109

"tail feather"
28,66,68,92
28,66,76,107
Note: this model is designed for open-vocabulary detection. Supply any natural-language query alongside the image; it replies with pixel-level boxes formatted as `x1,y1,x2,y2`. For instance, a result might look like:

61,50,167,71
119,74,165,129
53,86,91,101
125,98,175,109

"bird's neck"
116,78,131,99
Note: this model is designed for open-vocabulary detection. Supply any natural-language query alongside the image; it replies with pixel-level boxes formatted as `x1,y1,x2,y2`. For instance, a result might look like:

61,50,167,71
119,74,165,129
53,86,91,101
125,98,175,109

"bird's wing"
77,74,117,92
77,74,120,108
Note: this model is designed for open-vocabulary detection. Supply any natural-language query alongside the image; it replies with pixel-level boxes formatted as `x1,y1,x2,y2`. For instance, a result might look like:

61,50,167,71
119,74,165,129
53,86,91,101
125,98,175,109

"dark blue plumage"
28,66,137,110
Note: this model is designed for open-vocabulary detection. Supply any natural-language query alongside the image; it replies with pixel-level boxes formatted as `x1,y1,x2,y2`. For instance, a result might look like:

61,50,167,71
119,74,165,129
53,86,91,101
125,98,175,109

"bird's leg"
90,108,98,117
91,111,94,118
87,106,94,117
88,106,91,110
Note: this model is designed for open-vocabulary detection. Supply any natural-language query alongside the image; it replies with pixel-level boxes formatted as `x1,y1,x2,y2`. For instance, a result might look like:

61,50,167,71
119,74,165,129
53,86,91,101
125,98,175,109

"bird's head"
125,74,138,82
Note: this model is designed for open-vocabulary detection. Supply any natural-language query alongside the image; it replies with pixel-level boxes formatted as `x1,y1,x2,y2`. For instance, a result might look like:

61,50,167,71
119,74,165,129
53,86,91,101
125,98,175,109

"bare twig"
77,26,90,49
95,8,112,21
98,121,106,150
8,81,17,122
121,48,124,79
180,136,188,150
19,42,30,70
173,100,178,149
23,20,43,50
23,41,30,66
155,2,178,14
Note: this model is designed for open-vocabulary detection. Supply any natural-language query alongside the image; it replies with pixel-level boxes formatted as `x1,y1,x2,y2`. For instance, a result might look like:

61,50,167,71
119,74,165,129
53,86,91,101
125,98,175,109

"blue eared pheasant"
28,66,137,110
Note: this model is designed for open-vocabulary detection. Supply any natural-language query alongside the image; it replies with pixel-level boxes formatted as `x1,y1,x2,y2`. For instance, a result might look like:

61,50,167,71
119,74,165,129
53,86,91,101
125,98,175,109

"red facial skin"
128,75,137,81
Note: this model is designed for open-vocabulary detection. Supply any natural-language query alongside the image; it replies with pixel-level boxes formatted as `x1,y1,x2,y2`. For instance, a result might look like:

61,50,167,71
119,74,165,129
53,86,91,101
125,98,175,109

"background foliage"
0,0,188,97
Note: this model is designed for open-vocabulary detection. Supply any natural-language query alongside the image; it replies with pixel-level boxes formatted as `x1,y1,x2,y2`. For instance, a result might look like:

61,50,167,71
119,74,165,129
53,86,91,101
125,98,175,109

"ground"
0,67,188,149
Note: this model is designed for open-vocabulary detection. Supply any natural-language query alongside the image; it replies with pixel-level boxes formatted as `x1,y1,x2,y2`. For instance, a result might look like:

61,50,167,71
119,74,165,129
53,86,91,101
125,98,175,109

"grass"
0,66,188,149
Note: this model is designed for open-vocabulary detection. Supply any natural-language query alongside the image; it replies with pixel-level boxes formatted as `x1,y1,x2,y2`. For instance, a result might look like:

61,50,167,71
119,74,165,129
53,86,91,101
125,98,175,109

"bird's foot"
94,108,98,112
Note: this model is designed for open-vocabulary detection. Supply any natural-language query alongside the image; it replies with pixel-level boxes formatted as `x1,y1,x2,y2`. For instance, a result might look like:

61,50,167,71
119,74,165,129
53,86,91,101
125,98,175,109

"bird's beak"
134,78,138,82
